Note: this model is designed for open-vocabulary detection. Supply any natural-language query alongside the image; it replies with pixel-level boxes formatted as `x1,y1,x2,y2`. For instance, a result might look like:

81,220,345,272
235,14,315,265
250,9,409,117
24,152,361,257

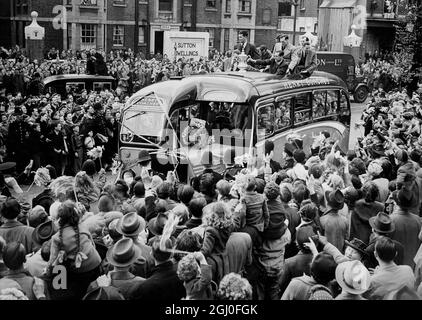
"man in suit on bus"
287,37,317,77
274,34,296,67
247,51,289,76
234,31,260,60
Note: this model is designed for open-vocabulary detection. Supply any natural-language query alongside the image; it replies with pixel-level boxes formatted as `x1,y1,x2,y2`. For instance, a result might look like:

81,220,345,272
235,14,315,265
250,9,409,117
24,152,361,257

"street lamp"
292,0,300,45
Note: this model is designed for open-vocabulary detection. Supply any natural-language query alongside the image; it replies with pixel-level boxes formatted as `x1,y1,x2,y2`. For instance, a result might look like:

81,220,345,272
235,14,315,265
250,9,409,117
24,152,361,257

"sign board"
163,31,209,62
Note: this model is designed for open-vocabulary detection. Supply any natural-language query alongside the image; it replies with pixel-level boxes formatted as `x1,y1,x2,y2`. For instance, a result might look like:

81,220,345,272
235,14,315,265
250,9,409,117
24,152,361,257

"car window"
274,98,292,132
326,90,339,116
257,104,275,140
294,92,312,125
312,90,327,119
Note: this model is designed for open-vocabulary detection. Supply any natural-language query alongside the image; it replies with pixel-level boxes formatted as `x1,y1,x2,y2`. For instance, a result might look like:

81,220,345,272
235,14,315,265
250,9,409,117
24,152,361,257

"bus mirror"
121,132,134,143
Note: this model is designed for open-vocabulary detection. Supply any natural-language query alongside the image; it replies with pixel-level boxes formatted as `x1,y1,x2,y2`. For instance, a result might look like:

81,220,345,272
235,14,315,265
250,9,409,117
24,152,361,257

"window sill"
237,12,252,17
113,3,127,7
79,5,99,10
223,14,231,18
139,1,148,4
138,43,147,46
184,4,193,7
205,8,218,12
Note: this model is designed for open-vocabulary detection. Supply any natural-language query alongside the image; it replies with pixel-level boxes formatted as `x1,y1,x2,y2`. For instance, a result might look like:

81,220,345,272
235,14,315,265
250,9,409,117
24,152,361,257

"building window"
239,0,251,13
299,27,305,32
159,0,172,11
278,2,292,16
314,23,318,33
113,0,127,5
81,0,98,6
184,0,192,5
16,0,29,15
205,28,215,48
81,24,97,50
299,0,305,10
224,28,230,52
113,25,124,47
206,0,216,8
67,23,72,49
226,0,231,13
262,8,271,24
139,26,145,44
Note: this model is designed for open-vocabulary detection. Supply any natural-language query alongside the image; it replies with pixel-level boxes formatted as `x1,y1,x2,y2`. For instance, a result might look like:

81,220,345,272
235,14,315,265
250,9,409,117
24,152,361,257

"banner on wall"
163,31,209,62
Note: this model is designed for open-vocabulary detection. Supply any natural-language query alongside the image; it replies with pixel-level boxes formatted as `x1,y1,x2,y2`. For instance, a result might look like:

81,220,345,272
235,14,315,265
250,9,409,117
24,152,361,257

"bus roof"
126,71,347,111
43,74,115,86
316,51,353,55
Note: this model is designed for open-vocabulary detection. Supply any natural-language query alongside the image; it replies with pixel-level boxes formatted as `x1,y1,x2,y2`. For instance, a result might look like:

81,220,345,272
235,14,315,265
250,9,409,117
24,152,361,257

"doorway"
154,31,164,55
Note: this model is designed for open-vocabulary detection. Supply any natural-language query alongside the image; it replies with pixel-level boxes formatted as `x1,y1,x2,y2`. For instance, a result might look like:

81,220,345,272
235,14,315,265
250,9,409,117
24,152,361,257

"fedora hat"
393,188,418,210
276,33,289,40
28,205,48,228
83,286,125,300
138,149,151,163
148,213,168,236
345,238,368,257
325,189,345,210
32,220,58,247
0,162,16,173
369,212,395,234
106,238,142,268
116,212,145,237
335,260,371,295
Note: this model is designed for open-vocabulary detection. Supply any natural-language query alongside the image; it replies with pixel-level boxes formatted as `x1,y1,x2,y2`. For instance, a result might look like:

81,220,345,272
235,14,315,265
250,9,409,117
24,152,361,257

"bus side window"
274,98,292,132
326,90,339,117
312,90,327,120
257,104,275,140
294,92,312,125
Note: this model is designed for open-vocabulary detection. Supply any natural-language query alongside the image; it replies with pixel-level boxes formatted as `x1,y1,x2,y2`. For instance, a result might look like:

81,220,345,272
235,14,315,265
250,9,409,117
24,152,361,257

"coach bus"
119,71,351,182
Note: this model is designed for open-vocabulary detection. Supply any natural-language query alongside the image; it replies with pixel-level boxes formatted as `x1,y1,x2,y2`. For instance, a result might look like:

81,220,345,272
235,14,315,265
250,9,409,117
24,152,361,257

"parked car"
43,74,116,97
317,52,369,103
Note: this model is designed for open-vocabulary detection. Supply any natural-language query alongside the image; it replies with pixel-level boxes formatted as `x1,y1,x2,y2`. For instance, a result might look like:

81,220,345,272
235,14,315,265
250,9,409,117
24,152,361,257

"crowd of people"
358,50,415,94
1,34,422,300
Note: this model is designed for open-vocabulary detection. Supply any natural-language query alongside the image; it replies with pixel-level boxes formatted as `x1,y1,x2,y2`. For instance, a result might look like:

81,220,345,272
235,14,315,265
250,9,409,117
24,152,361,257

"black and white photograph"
0,0,421,310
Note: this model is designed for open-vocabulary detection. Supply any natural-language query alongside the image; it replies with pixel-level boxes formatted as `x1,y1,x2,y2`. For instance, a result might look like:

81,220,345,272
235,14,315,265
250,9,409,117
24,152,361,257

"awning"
319,0,357,8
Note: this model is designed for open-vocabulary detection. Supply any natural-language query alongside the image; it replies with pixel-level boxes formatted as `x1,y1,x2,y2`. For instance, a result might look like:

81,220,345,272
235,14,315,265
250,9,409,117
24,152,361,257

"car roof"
43,74,115,85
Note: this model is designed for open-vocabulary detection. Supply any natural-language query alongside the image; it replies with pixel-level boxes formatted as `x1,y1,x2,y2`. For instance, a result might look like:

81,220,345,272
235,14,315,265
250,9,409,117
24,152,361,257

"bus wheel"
353,86,369,103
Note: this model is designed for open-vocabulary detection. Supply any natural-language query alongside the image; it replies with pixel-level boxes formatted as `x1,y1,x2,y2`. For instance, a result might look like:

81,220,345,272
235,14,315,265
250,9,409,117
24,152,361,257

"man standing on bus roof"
275,34,296,67
287,37,317,77
234,31,260,60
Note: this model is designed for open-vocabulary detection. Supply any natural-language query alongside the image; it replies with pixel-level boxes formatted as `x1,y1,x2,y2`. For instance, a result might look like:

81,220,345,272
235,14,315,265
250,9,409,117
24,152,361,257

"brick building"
364,0,409,54
0,0,323,57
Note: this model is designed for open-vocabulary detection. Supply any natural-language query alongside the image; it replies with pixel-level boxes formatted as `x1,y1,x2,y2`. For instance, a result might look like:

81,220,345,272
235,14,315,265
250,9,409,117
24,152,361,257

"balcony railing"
368,0,408,19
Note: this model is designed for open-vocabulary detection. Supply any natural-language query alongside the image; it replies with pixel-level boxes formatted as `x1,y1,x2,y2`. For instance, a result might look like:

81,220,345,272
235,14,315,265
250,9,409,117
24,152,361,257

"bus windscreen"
122,106,166,137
